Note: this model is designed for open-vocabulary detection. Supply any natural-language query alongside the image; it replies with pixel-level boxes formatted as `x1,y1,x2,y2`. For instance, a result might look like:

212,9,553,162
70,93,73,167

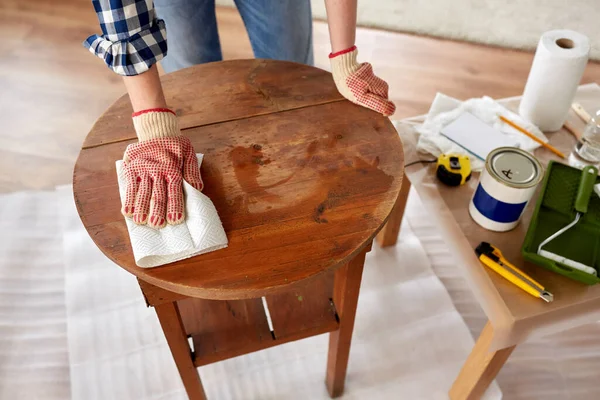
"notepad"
440,112,519,160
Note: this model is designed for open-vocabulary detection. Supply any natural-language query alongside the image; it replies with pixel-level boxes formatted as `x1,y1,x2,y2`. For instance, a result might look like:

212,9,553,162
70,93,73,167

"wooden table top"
397,84,600,348
73,59,404,300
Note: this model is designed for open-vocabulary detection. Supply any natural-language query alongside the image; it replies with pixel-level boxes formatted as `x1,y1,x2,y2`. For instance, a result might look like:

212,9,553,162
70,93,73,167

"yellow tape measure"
436,154,472,186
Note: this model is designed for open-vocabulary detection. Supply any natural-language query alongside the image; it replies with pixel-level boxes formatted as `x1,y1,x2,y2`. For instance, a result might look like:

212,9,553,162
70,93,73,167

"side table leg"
325,248,368,398
376,177,411,248
449,322,515,400
155,302,207,400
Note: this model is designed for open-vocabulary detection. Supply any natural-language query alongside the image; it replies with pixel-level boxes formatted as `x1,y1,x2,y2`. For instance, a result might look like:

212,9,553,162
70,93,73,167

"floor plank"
3,1,600,193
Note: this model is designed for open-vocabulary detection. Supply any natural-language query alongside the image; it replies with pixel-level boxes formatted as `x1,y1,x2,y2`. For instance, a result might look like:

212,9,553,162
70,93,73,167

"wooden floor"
2,0,600,193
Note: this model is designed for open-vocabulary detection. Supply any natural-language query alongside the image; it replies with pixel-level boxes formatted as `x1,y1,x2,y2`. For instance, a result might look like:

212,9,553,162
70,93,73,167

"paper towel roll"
519,30,590,132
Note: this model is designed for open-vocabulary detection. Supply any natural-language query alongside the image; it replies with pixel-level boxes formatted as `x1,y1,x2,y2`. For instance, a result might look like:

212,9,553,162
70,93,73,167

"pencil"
499,115,566,159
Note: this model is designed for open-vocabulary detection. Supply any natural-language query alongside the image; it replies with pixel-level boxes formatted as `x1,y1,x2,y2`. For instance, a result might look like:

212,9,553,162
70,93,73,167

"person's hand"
121,109,203,229
330,46,396,117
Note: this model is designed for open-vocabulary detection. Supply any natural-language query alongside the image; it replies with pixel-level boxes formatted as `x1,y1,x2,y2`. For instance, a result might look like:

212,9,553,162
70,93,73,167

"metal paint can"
469,147,543,232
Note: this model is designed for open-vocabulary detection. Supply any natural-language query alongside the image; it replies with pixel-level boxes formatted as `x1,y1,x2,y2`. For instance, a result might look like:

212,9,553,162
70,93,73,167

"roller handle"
575,166,599,213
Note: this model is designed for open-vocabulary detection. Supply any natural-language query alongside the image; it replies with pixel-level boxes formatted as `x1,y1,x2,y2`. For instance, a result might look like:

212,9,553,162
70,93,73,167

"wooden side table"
392,84,600,400
73,60,404,399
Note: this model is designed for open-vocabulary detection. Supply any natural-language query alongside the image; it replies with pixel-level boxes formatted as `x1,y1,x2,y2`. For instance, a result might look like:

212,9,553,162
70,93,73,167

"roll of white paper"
519,30,590,132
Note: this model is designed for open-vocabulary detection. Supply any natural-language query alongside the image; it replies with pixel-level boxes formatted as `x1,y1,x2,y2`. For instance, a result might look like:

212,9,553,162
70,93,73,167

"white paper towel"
116,154,228,268
519,29,590,132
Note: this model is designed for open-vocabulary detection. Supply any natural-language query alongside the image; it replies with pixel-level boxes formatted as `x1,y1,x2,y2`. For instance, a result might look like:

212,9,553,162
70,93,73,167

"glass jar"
571,110,600,167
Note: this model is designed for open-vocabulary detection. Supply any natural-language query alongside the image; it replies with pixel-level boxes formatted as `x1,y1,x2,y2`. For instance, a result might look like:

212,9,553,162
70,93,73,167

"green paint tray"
522,161,600,285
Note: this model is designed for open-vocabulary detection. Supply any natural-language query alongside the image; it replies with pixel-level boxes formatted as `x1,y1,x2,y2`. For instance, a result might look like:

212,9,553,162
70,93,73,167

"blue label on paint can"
472,184,527,223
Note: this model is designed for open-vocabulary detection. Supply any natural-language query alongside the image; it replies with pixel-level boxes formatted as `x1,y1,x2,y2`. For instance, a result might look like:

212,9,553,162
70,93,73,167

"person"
85,0,395,229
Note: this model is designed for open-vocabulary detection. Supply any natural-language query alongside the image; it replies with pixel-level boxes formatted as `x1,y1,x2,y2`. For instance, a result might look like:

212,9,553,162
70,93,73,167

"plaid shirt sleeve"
83,0,167,76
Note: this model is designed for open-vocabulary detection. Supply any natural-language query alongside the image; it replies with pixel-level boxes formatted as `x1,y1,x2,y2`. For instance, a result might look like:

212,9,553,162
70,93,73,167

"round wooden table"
74,59,404,399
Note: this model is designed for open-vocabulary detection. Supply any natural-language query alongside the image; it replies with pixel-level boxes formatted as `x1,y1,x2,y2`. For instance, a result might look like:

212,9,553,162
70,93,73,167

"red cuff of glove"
132,108,176,118
329,45,357,59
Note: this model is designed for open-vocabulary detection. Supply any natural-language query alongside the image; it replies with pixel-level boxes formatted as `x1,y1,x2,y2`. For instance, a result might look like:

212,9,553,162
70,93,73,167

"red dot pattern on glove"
346,63,396,117
121,136,203,229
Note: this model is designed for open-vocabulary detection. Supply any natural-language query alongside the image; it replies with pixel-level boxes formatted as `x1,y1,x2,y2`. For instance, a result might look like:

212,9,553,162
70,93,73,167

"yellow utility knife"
475,242,554,303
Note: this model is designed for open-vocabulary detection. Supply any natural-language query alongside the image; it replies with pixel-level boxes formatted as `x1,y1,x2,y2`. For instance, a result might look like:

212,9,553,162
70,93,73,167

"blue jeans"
154,0,314,73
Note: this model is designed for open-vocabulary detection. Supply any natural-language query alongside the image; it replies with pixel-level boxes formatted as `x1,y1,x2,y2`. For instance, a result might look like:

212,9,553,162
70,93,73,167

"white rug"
216,0,600,60
3,184,600,398
58,185,501,400
0,185,502,399
0,191,70,399
5,183,600,400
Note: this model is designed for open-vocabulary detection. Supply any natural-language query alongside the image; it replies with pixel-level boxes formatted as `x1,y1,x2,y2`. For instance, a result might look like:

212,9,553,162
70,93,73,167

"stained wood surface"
376,176,411,247
180,271,339,367
326,247,368,397
179,297,272,362
264,271,336,340
73,60,404,300
138,278,188,306
155,302,207,400
83,60,344,149
191,315,338,368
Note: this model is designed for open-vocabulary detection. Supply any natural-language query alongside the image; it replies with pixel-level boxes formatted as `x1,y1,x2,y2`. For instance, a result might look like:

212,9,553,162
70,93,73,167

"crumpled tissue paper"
416,93,548,170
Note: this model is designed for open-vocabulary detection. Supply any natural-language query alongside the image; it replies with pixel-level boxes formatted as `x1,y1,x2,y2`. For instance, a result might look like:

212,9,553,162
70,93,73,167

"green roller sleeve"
575,165,599,214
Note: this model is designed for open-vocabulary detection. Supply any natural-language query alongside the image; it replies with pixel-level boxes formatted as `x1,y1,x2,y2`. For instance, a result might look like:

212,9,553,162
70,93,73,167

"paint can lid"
487,147,543,188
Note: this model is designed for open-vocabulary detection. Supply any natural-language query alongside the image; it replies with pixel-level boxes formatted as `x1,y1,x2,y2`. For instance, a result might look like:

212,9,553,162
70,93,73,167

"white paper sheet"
116,154,228,268
440,112,520,160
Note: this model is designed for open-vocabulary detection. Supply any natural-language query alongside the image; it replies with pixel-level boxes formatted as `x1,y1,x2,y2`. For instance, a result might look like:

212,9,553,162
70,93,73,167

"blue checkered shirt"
84,0,167,76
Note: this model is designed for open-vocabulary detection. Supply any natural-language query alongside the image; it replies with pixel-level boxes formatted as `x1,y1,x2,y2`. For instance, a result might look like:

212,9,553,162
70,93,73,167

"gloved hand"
330,46,396,117
121,109,203,229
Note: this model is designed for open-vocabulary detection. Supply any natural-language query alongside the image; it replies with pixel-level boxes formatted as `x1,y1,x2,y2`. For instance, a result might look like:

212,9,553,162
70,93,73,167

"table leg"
325,247,368,398
376,176,411,248
449,322,515,400
155,302,207,400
